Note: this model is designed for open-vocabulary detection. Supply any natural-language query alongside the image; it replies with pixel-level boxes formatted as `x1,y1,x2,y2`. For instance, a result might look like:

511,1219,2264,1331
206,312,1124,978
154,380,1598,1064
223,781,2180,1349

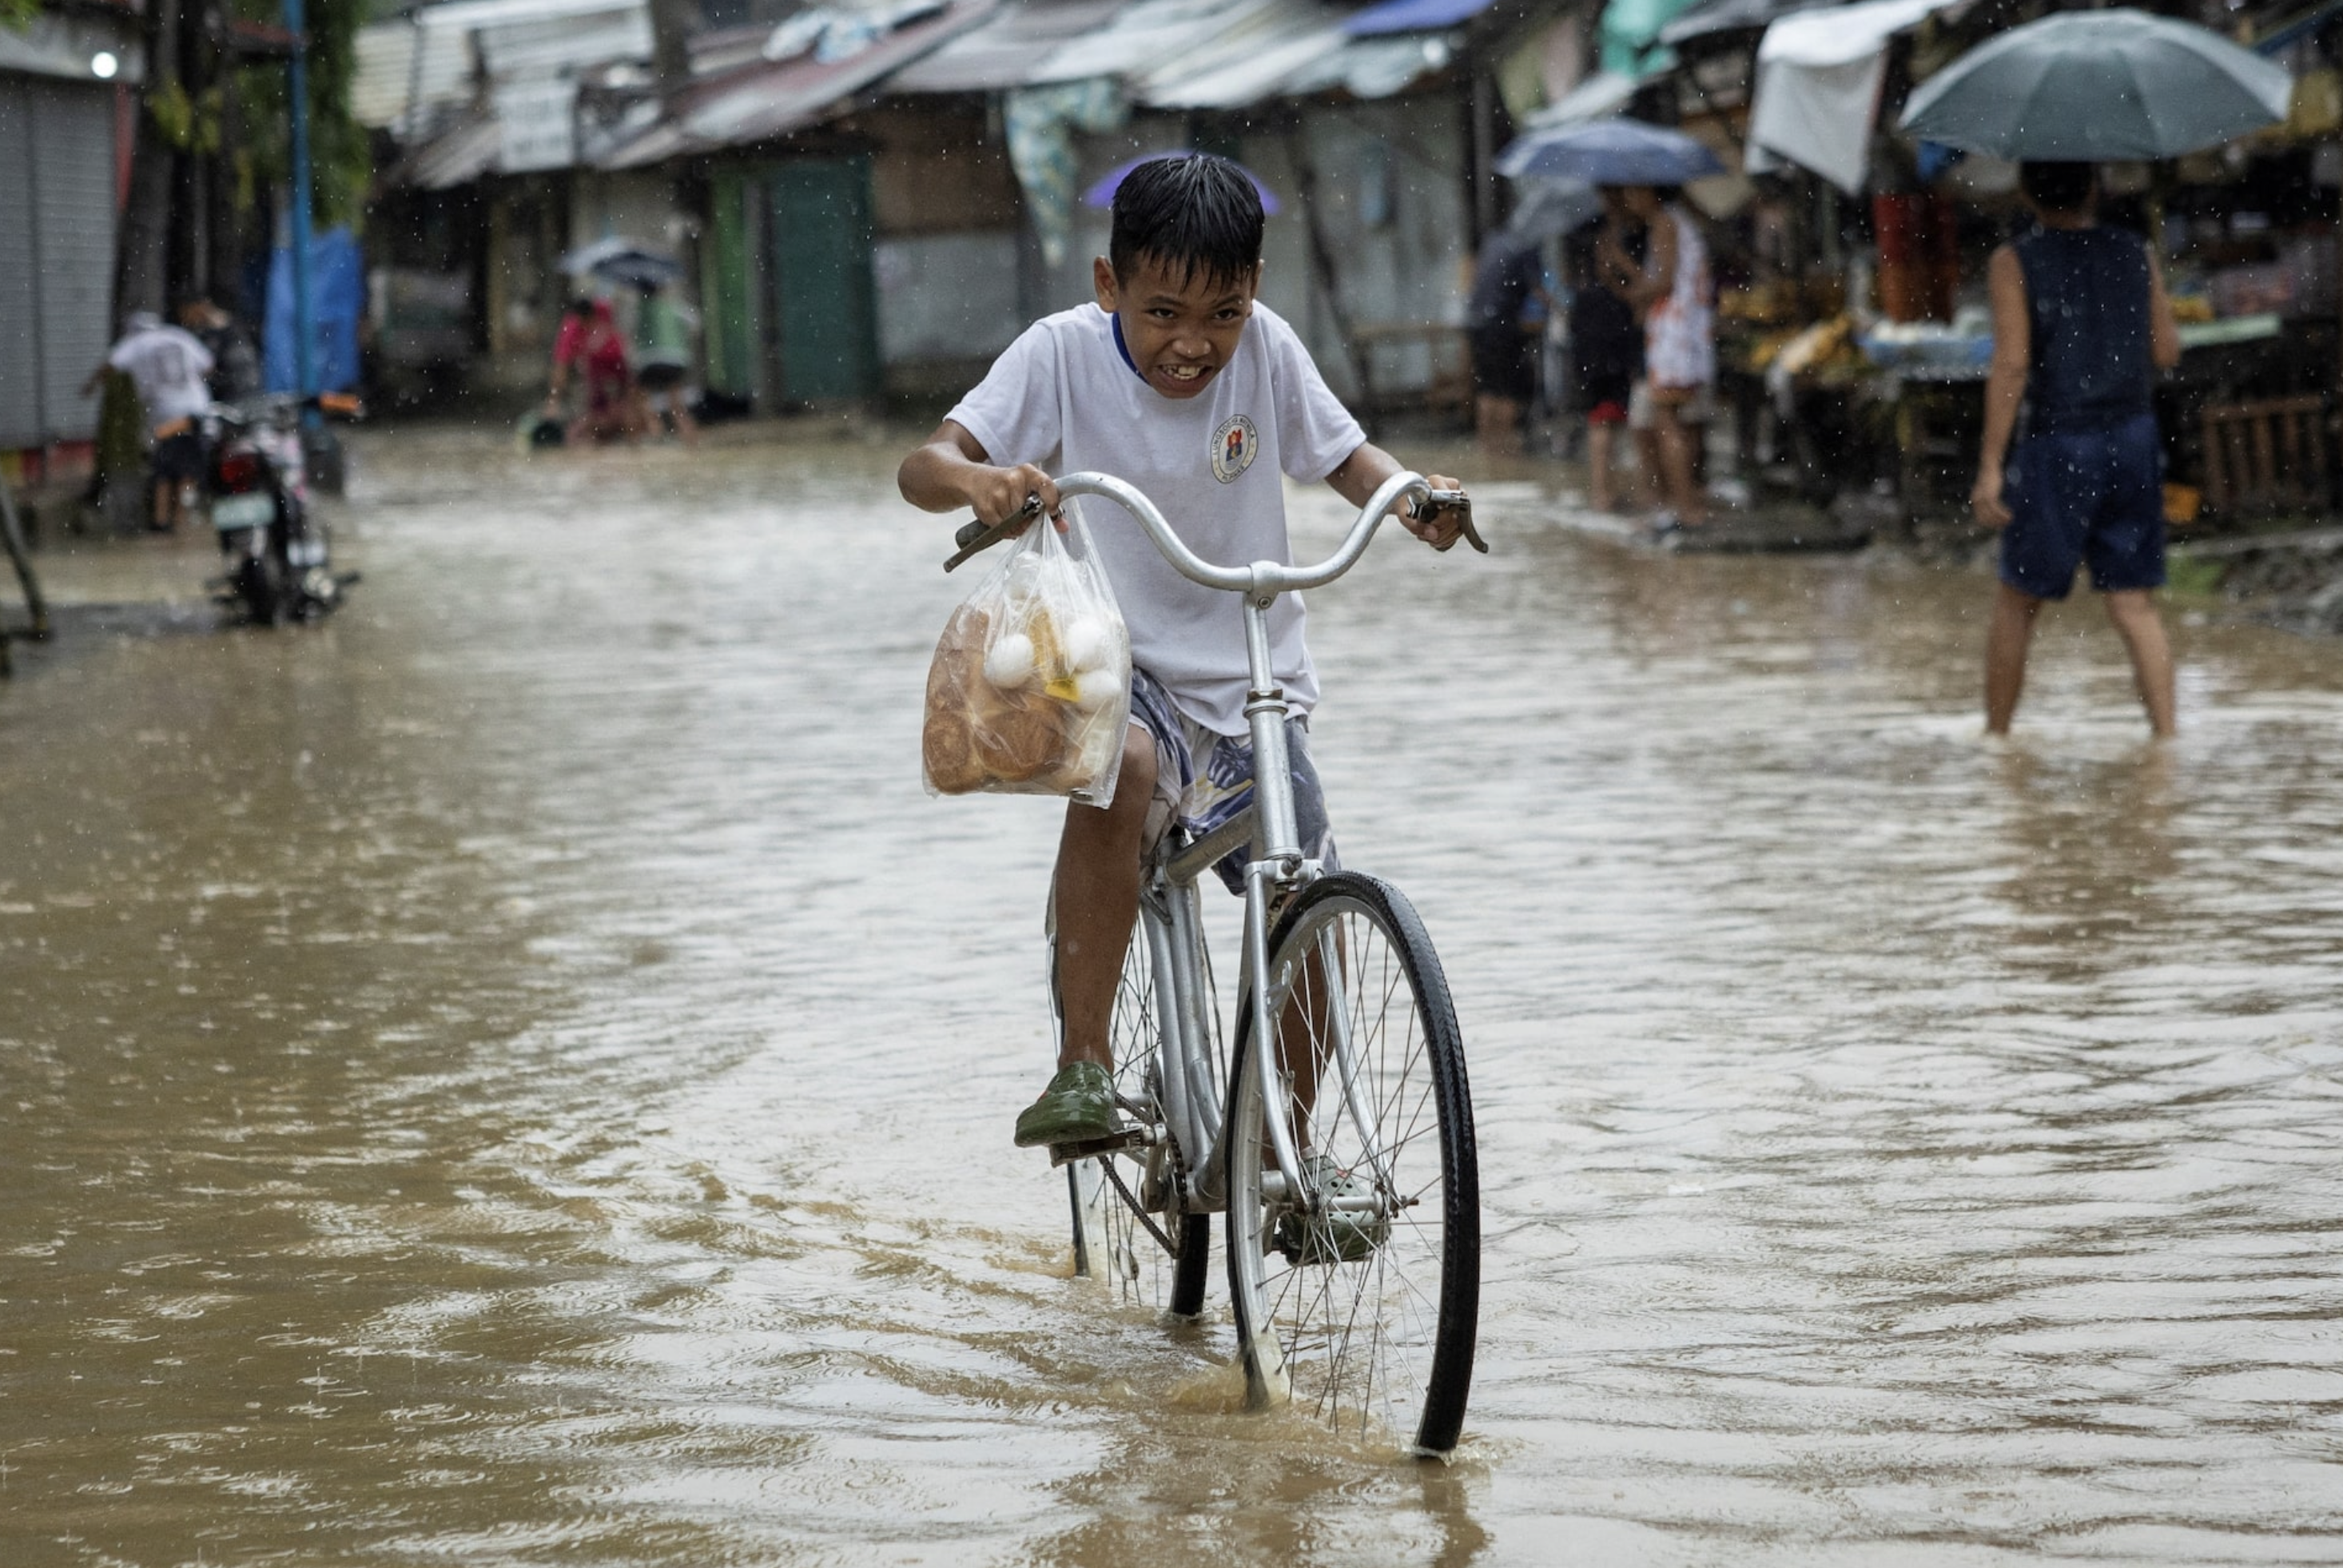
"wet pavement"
5,424,2342,1566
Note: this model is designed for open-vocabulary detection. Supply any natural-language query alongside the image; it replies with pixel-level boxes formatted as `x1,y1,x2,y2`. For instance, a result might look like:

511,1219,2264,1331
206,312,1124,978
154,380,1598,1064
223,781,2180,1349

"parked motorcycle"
198,392,360,625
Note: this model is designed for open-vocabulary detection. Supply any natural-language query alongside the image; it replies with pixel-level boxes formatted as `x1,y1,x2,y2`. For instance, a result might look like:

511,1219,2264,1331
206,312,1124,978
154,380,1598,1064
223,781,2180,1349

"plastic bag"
922,500,1132,808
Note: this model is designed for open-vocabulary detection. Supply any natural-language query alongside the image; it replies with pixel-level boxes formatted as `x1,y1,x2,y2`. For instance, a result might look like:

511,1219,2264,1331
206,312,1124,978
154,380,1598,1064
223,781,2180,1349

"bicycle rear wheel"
1065,900,1210,1318
1224,871,1479,1455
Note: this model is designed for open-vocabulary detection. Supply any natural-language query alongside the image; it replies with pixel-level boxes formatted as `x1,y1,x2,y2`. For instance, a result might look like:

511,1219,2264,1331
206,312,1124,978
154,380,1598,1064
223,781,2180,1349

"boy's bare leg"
1476,394,1523,458
1588,422,1617,511
1633,425,1663,510
1051,726,1156,1071
1653,404,1705,524
2103,588,2177,737
1985,582,2043,734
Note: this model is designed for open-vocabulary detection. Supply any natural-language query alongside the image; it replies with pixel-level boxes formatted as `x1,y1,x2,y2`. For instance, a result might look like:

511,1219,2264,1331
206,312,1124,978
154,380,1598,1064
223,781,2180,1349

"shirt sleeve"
945,321,1062,469
1265,312,1366,483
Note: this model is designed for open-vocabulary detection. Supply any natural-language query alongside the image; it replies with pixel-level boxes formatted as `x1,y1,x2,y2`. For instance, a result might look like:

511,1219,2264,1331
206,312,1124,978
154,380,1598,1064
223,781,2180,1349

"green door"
768,156,878,402
702,167,761,400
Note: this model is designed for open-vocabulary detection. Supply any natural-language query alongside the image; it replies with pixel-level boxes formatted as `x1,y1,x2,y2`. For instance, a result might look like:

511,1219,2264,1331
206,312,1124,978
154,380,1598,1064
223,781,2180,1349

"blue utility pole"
282,0,316,418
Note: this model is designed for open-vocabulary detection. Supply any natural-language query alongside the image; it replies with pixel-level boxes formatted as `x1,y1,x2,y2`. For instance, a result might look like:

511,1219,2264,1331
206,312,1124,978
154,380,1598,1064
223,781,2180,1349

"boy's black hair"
563,296,596,319
2020,161,2096,215
1109,153,1264,290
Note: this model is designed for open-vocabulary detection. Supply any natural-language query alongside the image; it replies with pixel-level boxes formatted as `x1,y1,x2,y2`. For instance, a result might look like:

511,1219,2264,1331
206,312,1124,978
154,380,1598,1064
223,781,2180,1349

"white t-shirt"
109,326,215,426
947,301,1365,736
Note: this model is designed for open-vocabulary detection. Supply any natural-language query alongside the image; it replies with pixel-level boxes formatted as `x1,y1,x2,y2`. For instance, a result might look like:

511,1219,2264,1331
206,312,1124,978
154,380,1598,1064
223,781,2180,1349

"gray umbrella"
1899,8,2292,161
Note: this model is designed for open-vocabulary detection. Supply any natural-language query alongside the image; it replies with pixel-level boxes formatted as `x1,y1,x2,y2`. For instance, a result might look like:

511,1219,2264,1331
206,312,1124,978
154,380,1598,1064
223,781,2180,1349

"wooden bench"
2201,395,2332,516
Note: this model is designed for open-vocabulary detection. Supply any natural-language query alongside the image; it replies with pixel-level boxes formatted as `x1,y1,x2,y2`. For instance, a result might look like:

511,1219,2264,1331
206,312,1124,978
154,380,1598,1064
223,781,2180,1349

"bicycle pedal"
1048,1128,1147,1168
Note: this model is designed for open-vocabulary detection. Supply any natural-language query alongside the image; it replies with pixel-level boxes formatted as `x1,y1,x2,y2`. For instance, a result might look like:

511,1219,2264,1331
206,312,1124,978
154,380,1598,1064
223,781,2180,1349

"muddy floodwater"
6,426,2343,1566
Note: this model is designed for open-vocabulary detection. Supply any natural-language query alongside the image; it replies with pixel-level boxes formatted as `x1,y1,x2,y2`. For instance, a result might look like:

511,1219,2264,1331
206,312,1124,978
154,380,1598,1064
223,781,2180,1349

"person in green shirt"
631,280,699,446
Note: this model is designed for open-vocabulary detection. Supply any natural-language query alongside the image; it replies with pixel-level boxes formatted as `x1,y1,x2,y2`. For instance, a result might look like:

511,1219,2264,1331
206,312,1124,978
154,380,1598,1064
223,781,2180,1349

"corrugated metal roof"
0,10,145,86
403,116,506,189
1031,0,1279,85
1135,1,1347,108
889,0,1124,94
884,0,1453,105
352,0,650,135
1273,30,1455,98
351,22,470,129
599,0,998,165
475,11,654,82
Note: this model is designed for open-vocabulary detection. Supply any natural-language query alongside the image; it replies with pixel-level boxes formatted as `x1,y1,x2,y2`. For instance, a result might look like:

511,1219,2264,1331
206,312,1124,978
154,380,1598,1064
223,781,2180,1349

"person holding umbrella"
546,296,642,444
1496,120,1726,531
1596,185,1712,531
1902,6,2293,737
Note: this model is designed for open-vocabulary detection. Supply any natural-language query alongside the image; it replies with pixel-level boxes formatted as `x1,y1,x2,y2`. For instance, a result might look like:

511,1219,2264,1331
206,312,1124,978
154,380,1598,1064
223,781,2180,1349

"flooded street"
6,425,2343,1565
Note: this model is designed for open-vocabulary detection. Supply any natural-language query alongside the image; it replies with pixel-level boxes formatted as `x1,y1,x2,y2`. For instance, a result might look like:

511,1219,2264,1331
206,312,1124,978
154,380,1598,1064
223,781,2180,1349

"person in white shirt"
898,153,1468,1156
85,309,215,531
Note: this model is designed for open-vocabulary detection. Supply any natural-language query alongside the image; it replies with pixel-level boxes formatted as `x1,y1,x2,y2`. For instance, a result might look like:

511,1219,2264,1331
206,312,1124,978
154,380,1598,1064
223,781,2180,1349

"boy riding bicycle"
897,154,1467,1169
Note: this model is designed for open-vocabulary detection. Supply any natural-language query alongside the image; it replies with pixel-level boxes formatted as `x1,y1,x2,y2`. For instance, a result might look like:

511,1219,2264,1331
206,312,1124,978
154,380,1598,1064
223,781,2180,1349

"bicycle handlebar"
944,471,1482,591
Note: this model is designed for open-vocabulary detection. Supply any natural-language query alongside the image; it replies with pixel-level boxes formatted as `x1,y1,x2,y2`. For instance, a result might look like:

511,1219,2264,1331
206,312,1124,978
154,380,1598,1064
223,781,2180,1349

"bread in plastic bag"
922,499,1132,807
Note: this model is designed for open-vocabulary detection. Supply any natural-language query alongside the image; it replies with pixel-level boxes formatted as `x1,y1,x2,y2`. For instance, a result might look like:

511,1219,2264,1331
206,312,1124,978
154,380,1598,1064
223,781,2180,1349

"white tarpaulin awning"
1744,0,1959,193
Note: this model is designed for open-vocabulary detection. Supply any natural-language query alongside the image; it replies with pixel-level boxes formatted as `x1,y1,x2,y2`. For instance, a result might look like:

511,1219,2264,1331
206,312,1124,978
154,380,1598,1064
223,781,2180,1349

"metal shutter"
30,79,114,444
0,81,40,449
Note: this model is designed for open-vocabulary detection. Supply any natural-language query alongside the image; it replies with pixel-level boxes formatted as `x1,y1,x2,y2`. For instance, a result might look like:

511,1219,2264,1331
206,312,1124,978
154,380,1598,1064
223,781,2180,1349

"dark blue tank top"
2013,225,2155,434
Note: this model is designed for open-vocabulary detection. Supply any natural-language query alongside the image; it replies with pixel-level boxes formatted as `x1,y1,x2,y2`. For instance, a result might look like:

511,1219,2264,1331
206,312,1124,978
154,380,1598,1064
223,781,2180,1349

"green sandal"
1012,1061,1122,1148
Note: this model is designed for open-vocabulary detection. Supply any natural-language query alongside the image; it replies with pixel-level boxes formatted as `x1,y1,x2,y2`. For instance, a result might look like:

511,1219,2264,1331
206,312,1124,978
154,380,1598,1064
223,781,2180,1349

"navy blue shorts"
1999,412,2166,601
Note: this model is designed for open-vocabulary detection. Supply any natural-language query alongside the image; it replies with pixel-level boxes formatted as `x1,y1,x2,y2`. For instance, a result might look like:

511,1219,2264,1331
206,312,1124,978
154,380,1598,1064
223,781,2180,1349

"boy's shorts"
2000,412,2165,601
1580,368,1631,424
152,429,205,484
1130,667,1337,896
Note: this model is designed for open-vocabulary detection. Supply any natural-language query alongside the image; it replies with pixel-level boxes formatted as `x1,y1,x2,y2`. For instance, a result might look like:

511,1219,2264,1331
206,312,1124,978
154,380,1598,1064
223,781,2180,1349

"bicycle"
949,469,1485,1456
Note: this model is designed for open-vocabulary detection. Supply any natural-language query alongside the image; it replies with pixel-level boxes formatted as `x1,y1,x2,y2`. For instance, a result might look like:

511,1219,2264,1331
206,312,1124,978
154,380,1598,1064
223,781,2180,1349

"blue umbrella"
1080,152,1283,215
1495,118,1725,185
1899,8,2291,161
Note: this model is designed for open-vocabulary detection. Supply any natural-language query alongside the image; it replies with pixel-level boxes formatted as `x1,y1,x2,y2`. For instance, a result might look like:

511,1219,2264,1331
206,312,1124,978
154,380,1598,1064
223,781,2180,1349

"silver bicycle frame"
1056,469,1434,1214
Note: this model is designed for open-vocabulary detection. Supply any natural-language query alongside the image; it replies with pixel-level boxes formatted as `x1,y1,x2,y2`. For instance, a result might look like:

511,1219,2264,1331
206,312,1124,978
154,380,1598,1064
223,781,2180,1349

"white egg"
984,632,1036,689
1060,616,1112,674
1072,665,1122,711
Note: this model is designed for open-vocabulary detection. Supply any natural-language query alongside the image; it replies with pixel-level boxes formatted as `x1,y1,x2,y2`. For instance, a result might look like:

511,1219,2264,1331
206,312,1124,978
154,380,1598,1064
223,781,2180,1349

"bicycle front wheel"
1224,871,1479,1455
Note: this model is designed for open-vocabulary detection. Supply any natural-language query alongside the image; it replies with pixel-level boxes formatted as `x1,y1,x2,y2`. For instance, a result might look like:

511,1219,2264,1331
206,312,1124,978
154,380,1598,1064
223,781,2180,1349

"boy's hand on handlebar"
969,464,1062,534
1404,476,1469,551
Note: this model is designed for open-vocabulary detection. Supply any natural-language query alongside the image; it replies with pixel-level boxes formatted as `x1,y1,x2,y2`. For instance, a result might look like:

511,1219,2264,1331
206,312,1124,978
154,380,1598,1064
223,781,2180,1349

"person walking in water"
1597,185,1712,532
631,278,700,446
1971,161,2181,738
84,308,213,532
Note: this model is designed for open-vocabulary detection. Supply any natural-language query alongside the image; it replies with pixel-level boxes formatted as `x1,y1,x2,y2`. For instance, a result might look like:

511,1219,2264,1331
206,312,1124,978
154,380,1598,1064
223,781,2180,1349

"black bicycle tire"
1224,870,1479,1455
1162,1204,1209,1317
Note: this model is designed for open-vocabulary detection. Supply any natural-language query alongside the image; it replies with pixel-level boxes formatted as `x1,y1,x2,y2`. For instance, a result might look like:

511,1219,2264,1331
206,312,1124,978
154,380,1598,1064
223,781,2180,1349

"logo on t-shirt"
1211,415,1259,484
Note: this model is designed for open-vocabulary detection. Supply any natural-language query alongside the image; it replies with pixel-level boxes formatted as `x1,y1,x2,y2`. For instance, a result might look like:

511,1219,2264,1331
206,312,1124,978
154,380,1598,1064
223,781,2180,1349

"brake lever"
1408,490,1488,554
943,492,1045,573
